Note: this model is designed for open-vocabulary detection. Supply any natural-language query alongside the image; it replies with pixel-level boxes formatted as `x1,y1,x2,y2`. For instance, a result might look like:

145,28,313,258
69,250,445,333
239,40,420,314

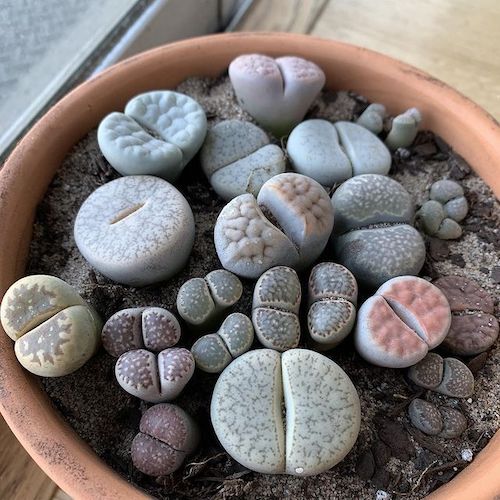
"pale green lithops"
214,173,334,278
385,108,422,150
74,175,195,286
0,275,101,377
331,174,425,288
356,103,387,134
200,120,285,200
307,262,358,350
191,313,254,373
229,54,325,136
211,348,361,476
97,90,207,181
252,266,301,351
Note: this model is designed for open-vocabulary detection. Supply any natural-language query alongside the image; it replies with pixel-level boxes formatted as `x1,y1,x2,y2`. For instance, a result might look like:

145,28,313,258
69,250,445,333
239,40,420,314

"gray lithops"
211,348,361,476
356,103,387,134
74,175,195,286
330,174,425,288
307,262,358,350
215,173,334,278
252,266,301,351
200,120,285,200
407,353,444,389
438,407,467,439
408,398,443,435
229,54,325,136
0,275,101,377
97,90,207,181
131,403,199,476
191,312,254,373
385,108,422,150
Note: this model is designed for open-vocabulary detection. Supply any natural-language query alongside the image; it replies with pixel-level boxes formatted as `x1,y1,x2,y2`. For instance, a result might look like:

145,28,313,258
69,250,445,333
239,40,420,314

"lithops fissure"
307,262,358,350
215,173,334,278
330,174,425,288
252,266,301,351
355,276,451,368
385,108,422,150
211,349,361,476
200,120,285,200
97,90,207,180
229,54,325,136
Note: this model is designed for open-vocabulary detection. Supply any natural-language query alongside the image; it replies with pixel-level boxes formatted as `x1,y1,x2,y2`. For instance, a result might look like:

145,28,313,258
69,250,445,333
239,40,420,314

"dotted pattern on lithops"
407,353,443,389
438,407,467,439
252,267,301,351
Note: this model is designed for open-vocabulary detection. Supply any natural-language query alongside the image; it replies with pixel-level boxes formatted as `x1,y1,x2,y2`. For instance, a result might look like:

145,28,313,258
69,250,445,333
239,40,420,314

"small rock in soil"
449,253,466,268
491,265,500,283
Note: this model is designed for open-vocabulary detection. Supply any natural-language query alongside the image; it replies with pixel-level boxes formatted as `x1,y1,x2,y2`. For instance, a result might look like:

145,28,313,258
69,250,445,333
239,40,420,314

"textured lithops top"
308,262,358,306
98,91,207,181
356,103,386,134
74,175,195,287
211,348,360,476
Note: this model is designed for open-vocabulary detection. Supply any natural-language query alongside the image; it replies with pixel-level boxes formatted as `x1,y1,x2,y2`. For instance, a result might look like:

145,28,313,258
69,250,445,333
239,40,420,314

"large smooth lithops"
215,173,334,278
211,349,361,476
229,54,325,136
200,120,285,200
252,266,301,351
0,275,101,377
307,262,358,350
98,91,207,181
355,276,451,368
74,175,195,286
385,108,422,150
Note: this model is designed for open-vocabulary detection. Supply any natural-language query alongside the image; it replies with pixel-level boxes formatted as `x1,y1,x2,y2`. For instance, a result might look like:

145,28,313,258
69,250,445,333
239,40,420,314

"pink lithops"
355,276,451,368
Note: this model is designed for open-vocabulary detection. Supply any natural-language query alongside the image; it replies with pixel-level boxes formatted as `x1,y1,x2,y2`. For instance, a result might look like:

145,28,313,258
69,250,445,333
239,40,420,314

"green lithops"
356,103,387,134
385,108,422,150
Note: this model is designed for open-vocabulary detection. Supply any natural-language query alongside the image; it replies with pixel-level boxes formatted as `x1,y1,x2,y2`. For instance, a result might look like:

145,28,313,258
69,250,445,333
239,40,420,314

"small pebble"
376,490,391,500
461,448,473,462
408,398,443,436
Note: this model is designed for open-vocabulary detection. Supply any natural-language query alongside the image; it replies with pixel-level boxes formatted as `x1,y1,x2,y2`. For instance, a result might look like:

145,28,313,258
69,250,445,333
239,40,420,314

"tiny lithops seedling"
74,175,195,286
408,398,443,436
98,90,207,181
0,275,101,377
307,262,358,350
211,348,361,476
102,307,181,357
131,403,199,476
356,103,387,134
115,347,195,403
191,312,254,373
215,173,334,278
229,54,325,136
252,266,301,351
385,108,422,150
200,120,285,200
355,276,451,368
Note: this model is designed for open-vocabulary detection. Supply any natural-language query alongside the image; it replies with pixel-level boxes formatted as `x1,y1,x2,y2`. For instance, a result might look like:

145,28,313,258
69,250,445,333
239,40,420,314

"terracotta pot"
0,32,499,499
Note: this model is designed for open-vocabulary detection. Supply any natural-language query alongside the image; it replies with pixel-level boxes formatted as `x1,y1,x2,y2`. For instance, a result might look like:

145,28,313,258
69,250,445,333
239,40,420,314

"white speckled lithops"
211,348,361,476
74,175,195,286
201,120,285,200
1,275,101,377
252,266,301,351
385,108,422,150
307,263,358,350
98,91,207,180
356,103,387,134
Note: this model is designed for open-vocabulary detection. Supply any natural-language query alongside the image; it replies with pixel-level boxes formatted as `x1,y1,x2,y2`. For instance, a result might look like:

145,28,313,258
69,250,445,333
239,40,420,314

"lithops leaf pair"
252,266,301,351
176,270,242,327
385,108,422,150
0,275,101,377
229,54,325,136
330,174,425,288
211,349,361,476
356,103,387,134
191,313,254,373
200,120,285,200
131,403,199,476
97,91,207,180
355,276,451,368
215,172,334,278
307,262,358,350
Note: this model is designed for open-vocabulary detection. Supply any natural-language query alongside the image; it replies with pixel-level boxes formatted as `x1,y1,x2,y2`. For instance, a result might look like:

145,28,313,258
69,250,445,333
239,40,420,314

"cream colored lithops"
0,275,101,377
211,348,361,476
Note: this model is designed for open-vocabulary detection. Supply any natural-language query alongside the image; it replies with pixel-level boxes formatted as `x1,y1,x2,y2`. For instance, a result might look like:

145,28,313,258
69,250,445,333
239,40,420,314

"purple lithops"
131,403,199,476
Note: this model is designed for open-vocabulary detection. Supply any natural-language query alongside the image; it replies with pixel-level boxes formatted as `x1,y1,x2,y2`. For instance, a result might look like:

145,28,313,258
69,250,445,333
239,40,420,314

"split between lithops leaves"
385,108,422,150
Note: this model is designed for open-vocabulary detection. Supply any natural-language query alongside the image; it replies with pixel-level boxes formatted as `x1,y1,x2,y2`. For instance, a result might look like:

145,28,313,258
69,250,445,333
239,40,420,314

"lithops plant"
438,406,467,439
191,312,254,373
215,173,334,278
330,174,425,288
176,270,242,327
131,403,199,476
307,262,358,350
355,276,451,368
356,103,387,134
385,108,422,150
98,90,207,181
200,120,285,200
115,347,194,402
408,398,443,436
0,275,101,377
252,266,301,351
407,352,444,389
74,175,195,286
211,348,361,476
229,54,325,136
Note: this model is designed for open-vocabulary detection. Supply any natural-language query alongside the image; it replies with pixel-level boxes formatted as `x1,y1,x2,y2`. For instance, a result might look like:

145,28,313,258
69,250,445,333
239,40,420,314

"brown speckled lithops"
407,353,444,389
408,399,443,436
434,357,474,398
438,407,467,439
